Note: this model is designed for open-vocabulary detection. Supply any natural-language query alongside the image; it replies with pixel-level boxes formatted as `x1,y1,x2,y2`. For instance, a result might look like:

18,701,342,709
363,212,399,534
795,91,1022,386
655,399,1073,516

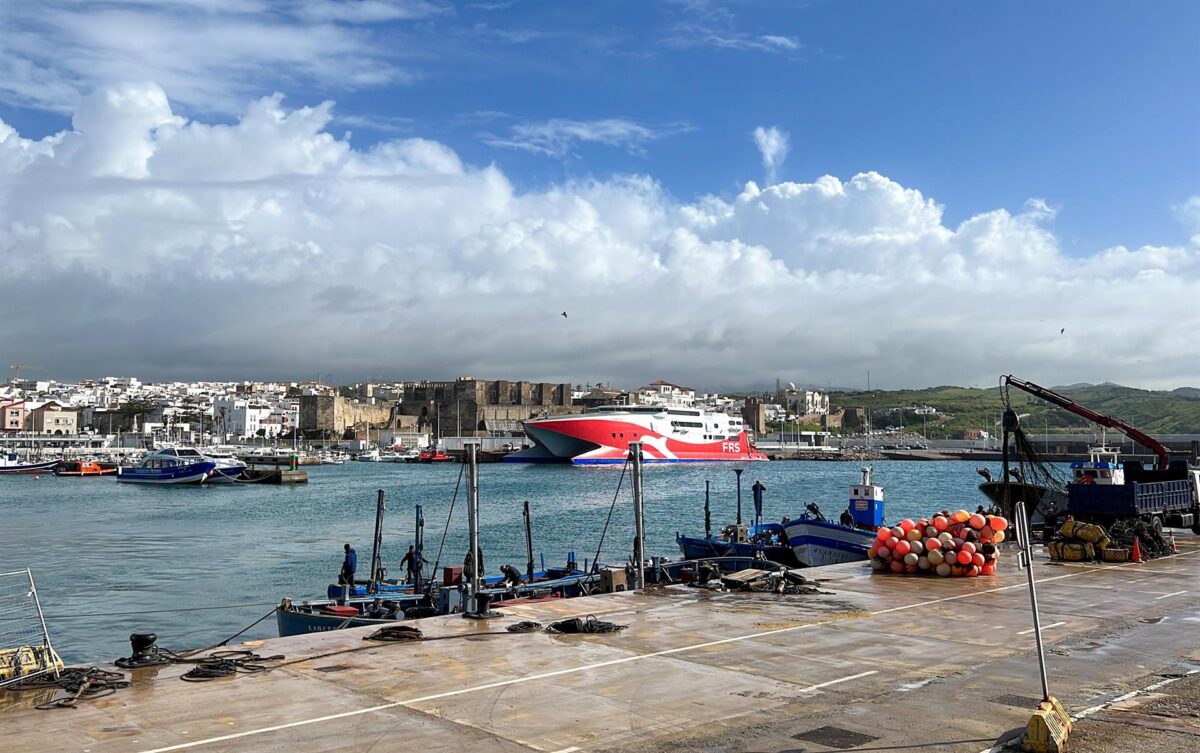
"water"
0,460,1000,661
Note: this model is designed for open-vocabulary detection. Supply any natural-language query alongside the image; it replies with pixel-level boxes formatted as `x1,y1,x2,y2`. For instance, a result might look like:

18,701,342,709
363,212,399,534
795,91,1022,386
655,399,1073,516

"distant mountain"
828,382,1200,436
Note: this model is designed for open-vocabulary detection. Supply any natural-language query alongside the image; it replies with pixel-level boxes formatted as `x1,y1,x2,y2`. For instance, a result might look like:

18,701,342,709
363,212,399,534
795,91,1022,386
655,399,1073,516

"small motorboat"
117,448,216,485
0,453,60,475
416,449,454,464
54,460,117,477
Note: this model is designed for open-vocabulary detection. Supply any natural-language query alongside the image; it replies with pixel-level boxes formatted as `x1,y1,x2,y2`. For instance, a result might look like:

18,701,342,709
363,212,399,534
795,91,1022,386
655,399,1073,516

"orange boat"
55,460,117,477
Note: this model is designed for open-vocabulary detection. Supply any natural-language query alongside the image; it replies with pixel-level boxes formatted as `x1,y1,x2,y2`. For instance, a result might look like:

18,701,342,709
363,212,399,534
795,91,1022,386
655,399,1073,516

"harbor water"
1,460,1003,661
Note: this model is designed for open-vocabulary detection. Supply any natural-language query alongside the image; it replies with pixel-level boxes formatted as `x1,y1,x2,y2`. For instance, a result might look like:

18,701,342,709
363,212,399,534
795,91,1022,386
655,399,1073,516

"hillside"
828,382,1200,438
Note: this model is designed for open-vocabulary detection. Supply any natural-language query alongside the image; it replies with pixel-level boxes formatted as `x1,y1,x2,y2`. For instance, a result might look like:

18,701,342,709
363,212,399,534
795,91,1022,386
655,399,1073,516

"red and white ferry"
505,406,768,465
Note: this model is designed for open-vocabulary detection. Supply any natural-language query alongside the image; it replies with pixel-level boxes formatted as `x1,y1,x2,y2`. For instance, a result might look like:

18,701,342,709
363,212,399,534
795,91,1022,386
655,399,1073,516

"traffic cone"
1168,530,1177,553
1131,536,1142,563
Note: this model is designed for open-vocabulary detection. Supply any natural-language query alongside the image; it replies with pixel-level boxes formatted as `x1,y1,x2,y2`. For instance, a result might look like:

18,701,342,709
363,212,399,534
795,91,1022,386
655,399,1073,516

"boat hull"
784,520,875,567
507,414,767,465
117,460,216,484
675,535,798,567
0,460,61,475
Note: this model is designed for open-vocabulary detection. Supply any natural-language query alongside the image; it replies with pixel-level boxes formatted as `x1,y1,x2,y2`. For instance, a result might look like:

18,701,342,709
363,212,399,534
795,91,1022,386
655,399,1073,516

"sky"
0,0,1197,391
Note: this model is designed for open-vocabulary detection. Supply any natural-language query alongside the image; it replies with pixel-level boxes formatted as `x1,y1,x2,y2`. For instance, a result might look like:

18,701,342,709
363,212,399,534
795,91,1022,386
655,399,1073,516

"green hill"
828,382,1200,438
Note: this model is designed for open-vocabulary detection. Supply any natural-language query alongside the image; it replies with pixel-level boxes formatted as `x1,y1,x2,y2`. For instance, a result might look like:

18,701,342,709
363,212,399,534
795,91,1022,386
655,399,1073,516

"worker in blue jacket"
340,543,357,587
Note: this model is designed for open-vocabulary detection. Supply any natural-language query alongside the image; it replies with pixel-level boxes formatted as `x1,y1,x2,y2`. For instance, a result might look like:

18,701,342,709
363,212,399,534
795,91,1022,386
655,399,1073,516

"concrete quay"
7,538,1200,753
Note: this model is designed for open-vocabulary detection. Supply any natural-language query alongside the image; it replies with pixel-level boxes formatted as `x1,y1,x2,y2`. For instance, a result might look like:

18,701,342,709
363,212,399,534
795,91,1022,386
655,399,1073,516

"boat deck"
8,536,1200,752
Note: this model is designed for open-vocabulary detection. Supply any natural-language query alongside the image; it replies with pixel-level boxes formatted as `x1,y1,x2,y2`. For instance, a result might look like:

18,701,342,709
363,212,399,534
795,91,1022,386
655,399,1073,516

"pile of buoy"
869,510,1009,577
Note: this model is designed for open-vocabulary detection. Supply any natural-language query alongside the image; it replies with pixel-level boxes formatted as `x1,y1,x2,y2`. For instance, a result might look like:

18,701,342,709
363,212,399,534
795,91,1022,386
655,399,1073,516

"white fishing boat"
0,453,59,475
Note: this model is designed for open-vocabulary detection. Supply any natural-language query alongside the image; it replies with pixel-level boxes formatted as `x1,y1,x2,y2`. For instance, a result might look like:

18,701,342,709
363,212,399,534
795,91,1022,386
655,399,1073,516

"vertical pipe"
523,499,534,579
630,442,645,590
704,480,711,538
1017,501,1052,702
27,568,59,679
466,441,481,614
735,468,744,525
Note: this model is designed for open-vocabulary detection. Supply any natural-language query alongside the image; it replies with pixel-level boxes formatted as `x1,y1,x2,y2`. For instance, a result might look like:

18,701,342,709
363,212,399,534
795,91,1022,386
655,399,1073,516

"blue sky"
1,1,1198,388
3,1,1196,250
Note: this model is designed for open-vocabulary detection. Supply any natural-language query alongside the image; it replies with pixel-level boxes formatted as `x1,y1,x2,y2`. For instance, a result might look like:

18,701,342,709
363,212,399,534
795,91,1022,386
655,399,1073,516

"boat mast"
369,490,386,590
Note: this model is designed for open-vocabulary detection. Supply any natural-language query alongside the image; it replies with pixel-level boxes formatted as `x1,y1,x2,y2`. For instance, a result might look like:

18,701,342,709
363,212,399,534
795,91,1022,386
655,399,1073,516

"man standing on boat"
400,545,425,584
340,543,357,588
840,507,854,528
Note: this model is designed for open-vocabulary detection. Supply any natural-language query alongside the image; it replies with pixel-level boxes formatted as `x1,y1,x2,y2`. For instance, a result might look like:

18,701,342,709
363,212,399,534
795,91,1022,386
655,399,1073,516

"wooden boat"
54,460,117,477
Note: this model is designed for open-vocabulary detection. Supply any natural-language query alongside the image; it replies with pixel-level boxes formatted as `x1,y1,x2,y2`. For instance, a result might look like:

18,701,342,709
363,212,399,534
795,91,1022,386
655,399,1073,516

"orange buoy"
932,515,949,532
890,560,905,573
906,528,923,542
905,564,918,574
971,553,985,567
954,510,970,523
993,530,1005,543
956,550,972,565
867,546,878,558
876,527,891,541
894,540,911,556
886,536,899,549
966,565,980,577
968,513,986,529
899,518,915,533
991,516,1009,532
981,562,996,576
961,542,976,555
979,525,995,541
925,537,942,551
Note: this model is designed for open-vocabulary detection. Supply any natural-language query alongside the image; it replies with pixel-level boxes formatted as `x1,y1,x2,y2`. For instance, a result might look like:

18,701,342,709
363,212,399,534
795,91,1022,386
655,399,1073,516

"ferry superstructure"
505,406,767,464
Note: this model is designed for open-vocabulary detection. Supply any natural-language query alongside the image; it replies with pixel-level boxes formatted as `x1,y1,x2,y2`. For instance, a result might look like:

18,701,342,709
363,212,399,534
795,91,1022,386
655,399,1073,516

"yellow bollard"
1022,695,1070,753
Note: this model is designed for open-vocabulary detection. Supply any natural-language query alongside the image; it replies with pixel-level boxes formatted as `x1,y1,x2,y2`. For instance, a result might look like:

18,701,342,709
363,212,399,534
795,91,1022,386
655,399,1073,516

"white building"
636,380,696,408
213,398,273,439
782,388,829,417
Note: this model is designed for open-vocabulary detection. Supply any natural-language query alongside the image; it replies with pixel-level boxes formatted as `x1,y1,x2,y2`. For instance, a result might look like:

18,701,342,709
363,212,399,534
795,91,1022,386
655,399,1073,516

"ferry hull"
785,520,875,568
508,415,767,465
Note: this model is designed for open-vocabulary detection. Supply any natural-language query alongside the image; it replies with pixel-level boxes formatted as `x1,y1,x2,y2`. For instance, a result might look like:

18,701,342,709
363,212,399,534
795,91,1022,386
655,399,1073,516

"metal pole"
704,480,711,538
630,441,645,590
369,490,385,590
1017,500,1052,702
466,441,481,613
523,499,535,580
414,503,424,592
735,468,744,525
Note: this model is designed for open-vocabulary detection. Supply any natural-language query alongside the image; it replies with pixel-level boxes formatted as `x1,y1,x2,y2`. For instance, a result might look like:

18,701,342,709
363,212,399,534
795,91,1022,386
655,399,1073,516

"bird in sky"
1060,328,1065,334
561,311,568,318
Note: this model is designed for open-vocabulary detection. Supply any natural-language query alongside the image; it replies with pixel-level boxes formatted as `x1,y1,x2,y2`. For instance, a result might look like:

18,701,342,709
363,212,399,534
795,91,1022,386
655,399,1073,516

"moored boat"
783,467,884,567
505,405,767,464
54,460,117,477
0,453,60,475
117,448,216,484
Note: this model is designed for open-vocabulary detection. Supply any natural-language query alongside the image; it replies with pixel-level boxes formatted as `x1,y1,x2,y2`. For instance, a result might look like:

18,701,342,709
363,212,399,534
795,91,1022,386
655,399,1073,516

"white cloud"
0,2,413,114
759,35,800,51
752,126,790,182
483,118,687,158
1,84,1198,389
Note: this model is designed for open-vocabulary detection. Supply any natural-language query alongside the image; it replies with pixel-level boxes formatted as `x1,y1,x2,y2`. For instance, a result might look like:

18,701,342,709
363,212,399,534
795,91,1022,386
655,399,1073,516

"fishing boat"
783,467,884,567
354,448,382,462
416,448,454,463
54,460,117,477
0,453,60,475
675,479,799,566
276,564,594,636
116,448,216,484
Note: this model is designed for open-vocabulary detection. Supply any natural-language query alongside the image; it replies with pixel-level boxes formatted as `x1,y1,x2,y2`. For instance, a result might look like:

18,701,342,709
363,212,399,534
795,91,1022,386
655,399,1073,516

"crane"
9,363,42,383
1002,374,1169,470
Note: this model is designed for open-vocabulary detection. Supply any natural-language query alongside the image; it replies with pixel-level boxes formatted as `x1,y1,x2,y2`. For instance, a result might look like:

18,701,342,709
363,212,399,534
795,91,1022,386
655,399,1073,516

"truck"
1002,375,1200,535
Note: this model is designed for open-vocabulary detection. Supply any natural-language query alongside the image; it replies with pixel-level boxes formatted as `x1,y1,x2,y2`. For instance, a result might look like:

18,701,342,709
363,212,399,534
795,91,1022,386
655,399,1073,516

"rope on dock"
4,666,131,709
169,650,284,682
506,621,543,633
362,625,423,642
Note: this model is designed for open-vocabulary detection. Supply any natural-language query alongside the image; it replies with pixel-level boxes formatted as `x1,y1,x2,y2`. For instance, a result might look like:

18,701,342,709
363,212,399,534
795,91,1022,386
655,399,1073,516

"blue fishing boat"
676,477,799,566
117,448,216,484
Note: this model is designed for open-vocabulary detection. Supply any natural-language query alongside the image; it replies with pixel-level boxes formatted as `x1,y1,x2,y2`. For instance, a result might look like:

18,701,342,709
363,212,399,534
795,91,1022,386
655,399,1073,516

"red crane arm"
1003,375,1169,470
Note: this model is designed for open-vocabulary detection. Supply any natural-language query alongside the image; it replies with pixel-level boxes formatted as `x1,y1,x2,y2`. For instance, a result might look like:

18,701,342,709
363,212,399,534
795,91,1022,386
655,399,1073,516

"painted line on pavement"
139,548,1200,753
1017,621,1066,635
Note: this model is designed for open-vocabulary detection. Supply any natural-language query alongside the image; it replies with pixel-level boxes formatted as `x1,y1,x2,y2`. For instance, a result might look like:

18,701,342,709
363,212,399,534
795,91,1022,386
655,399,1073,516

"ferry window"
611,433,616,439
620,433,624,438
